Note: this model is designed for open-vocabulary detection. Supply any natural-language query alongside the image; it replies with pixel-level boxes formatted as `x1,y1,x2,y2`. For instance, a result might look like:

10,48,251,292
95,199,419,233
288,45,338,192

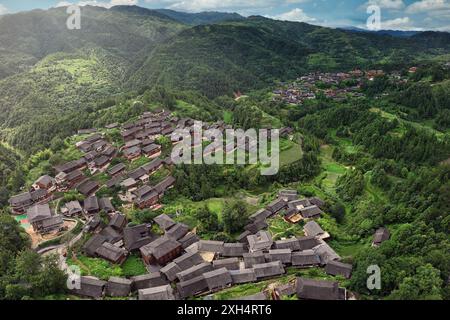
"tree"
222,200,248,234
10,250,67,299
0,214,30,258
336,169,365,201
195,205,221,235
388,264,443,300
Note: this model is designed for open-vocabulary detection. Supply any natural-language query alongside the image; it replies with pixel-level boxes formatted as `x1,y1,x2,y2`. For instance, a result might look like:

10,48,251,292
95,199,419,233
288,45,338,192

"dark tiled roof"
105,277,132,297
140,236,181,261
249,209,272,221
26,204,52,223
77,180,99,197
274,238,301,251
131,272,168,291
176,275,208,299
83,234,108,257
72,276,106,298
179,233,200,249
222,243,246,257
268,249,292,264
138,285,175,300
203,268,232,291
373,227,390,245
296,278,340,300
109,213,127,230
325,261,353,279
243,252,266,269
298,236,321,251
303,221,324,237
291,250,321,267
245,220,268,234
95,243,127,264
198,240,224,254
154,176,176,195
153,214,176,230
108,163,126,176
160,262,182,282
229,269,257,284
253,261,285,279
266,198,287,213
123,224,154,251
83,196,99,212
213,258,240,271
99,198,115,213
173,252,204,271
299,205,323,219
176,262,213,282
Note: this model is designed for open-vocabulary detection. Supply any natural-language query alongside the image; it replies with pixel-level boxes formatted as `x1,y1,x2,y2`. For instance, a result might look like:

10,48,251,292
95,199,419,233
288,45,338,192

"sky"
0,0,449,31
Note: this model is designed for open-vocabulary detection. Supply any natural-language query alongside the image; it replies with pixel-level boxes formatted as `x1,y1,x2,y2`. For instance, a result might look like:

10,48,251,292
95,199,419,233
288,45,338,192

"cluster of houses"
273,71,367,104
70,189,357,300
71,185,392,300
7,106,394,300
7,110,179,238
273,67,423,105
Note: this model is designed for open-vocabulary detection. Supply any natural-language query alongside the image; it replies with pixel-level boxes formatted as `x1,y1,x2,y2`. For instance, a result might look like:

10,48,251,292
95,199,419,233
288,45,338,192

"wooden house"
140,236,182,265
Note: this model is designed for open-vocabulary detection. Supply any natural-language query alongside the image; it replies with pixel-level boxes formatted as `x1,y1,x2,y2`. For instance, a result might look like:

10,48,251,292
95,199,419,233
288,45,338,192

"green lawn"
121,254,148,277
268,216,304,240
67,255,123,280
279,140,303,167
318,145,348,194
67,253,148,281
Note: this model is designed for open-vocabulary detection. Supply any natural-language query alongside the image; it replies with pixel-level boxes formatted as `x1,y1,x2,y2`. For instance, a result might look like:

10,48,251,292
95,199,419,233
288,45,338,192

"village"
272,68,415,105
7,108,391,301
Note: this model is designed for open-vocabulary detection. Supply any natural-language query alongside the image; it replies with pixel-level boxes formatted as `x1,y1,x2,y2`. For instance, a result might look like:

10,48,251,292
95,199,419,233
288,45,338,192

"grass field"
318,145,348,194
268,216,304,240
121,254,148,277
279,140,303,167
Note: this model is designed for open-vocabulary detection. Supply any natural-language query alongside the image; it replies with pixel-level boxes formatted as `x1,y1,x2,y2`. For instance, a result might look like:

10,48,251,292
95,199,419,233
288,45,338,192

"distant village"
272,68,415,105
7,108,391,301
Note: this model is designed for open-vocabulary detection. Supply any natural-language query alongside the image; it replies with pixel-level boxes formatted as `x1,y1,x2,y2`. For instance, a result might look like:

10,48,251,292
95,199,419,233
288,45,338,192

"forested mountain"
0,6,185,153
155,9,244,25
1,6,449,154
0,5,184,79
130,16,450,97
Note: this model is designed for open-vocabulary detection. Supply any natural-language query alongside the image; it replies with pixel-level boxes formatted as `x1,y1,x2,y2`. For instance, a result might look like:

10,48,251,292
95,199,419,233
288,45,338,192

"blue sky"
0,0,449,31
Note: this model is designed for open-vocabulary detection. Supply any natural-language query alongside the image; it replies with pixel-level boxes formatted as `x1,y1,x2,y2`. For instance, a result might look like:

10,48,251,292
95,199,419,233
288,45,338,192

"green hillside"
130,17,450,98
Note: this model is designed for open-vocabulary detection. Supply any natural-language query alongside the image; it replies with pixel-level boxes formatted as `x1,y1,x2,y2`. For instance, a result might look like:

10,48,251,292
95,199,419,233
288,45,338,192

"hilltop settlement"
6,106,392,301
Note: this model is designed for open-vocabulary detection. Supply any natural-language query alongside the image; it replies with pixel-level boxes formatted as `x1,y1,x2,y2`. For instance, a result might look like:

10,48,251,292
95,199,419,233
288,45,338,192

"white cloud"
0,4,9,15
364,0,405,9
56,0,139,9
381,16,420,30
164,0,269,12
273,8,316,23
143,0,303,13
356,16,423,30
406,0,450,13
